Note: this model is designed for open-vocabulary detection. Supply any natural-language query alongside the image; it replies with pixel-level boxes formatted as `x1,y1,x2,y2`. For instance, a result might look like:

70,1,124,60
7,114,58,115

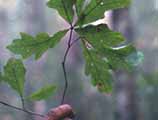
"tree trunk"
112,9,139,120
114,70,139,120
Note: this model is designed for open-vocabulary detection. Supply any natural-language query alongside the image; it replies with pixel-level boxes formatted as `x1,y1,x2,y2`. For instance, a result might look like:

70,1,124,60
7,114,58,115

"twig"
61,55,69,105
0,101,45,118
61,25,74,105
70,37,81,46
61,34,84,105
20,95,25,109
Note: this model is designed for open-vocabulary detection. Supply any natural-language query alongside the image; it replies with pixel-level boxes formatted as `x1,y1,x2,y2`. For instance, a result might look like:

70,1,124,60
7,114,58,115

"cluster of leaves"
0,0,142,101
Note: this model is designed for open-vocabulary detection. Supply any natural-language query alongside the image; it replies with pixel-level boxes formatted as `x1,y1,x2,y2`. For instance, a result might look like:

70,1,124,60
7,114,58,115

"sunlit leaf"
3,58,26,96
28,85,56,101
47,0,76,23
77,0,131,24
7,31,67,60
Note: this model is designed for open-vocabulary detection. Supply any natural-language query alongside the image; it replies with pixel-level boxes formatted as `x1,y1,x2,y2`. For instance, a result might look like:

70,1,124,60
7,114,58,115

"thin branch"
70,37,82,46
68,25,74,47
0,101,45,118
20,95,25,109
61,26,74,105
61,36,85,105
61,50,69,105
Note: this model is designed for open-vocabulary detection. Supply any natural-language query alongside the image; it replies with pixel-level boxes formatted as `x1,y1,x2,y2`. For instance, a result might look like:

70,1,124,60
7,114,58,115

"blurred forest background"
0,0,158,120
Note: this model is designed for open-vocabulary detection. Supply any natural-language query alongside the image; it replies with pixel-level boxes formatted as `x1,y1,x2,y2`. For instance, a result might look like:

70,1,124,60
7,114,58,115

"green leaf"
82,44,136,93
76,24,125,47
83,47,113,93
79,24,138,93
7,31,67,60
28,84,56,101
77,24,137,70
3,58,26,96
77,23,136,93
47,0,76,23
77,0,131,24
